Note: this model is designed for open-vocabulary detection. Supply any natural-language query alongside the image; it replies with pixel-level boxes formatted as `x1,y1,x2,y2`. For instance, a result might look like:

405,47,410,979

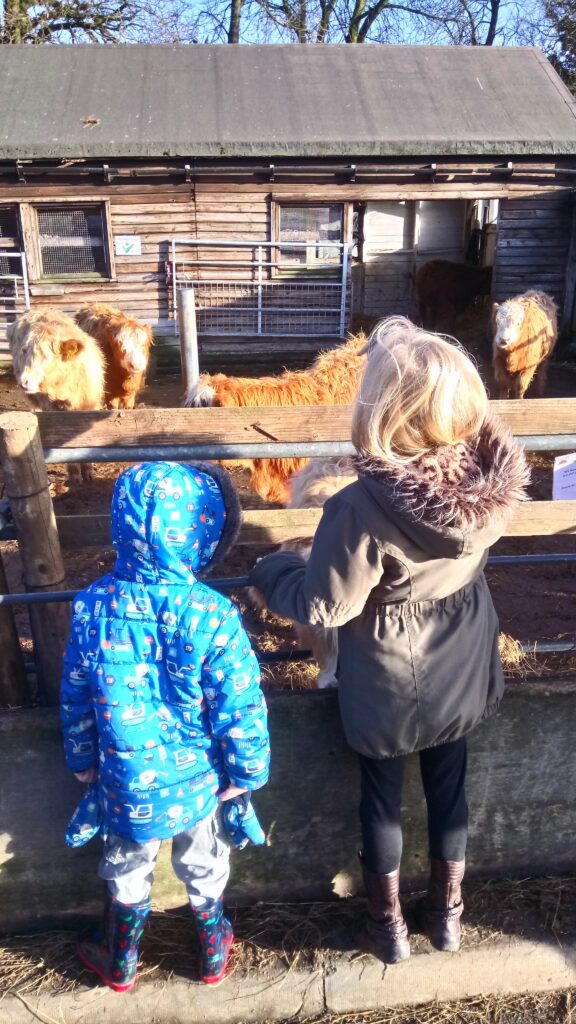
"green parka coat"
250,417,530,759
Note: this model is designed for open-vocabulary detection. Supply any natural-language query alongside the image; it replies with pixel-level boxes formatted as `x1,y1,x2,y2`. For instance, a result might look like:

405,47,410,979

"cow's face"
11,333,82,394
10,332,52,394
493,301,525,350
116,323,152,374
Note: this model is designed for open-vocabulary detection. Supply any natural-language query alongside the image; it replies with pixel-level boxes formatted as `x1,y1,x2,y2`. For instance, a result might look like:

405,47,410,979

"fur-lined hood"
354,415,530,558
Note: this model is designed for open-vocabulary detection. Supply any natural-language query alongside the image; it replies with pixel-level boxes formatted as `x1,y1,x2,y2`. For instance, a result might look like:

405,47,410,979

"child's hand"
218,785,248,803
74,768,98,784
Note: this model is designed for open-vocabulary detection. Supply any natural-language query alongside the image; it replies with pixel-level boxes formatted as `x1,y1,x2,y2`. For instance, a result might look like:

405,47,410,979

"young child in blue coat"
60,461,270,992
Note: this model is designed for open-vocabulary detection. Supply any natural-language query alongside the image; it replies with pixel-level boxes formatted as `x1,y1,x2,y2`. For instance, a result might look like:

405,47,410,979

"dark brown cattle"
415,260,492,331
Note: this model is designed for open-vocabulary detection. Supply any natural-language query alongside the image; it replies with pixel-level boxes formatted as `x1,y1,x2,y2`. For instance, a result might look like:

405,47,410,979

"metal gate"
169,239,350,337
0,251,30,359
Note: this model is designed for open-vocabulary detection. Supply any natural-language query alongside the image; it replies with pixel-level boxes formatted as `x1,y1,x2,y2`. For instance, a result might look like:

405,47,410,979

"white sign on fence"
115,235,142,257
553,452,576,500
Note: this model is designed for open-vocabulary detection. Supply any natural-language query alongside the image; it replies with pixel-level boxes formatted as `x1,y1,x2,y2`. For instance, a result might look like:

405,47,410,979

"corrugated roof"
2,43,576,160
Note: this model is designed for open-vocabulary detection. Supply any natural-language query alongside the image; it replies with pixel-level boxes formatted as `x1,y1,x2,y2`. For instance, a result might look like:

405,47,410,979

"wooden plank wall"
492,196,573,308
194,183,269,270
0,173,574,364
0,182,196,361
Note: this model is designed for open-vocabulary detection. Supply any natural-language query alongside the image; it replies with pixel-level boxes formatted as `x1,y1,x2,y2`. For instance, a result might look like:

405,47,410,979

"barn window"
34,204,112,279
274,204,344,274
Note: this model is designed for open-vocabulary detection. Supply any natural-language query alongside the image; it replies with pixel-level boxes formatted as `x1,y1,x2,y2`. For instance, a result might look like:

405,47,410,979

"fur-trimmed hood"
354,415,530,559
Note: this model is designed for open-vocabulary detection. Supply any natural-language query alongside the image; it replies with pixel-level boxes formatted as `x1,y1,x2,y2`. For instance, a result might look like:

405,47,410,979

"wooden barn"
1,43,576,367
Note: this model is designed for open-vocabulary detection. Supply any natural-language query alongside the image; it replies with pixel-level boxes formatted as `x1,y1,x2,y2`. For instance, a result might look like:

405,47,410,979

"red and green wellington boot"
76,896,151,992
191,896,234,985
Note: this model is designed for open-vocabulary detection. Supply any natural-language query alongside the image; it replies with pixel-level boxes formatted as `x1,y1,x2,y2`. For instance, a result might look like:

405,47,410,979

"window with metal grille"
36,205,109,278
0,206,20,276
278,205,343,270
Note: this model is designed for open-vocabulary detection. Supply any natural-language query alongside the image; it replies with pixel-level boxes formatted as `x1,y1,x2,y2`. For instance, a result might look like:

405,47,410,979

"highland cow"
185,334,366,504
76,303,152,409
492,290,557,399
8,308,105,484
415,260,493,332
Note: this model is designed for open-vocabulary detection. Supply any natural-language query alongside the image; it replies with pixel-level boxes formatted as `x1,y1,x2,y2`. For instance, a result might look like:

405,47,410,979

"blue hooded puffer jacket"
60,461,270,843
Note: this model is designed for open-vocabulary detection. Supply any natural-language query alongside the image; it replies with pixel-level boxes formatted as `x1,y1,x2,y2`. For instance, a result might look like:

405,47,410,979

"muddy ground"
1,317,576,693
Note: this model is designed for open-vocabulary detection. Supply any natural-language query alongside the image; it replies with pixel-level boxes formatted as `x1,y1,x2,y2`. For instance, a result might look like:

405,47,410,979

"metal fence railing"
0,251,30,350
169,239,350,337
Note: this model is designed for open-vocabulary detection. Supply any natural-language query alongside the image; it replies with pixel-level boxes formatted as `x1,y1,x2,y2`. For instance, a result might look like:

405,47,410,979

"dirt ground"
290,992,576,1024
1,872,576,1001
2,876,576,1024
1,313,576,692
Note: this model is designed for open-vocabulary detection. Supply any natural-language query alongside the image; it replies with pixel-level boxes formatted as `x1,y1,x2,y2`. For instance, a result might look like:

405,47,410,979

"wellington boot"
77,896,150,992
191,897,234,985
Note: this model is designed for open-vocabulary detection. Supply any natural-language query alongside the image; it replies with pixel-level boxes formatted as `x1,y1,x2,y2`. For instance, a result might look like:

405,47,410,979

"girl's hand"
218,785,248,803
74,768,98,784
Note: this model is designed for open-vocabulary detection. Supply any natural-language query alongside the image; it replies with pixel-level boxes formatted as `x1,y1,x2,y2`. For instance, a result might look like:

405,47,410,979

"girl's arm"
249,495,384,628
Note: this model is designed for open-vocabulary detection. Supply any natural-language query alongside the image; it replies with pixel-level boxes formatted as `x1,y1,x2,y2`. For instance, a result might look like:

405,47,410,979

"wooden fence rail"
30,398,576,450
1,399,576,707
26,502,576,551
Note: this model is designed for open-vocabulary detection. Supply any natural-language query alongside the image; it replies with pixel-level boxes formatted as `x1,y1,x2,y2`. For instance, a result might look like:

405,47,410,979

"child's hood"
354,415,530,560
111,461,241,584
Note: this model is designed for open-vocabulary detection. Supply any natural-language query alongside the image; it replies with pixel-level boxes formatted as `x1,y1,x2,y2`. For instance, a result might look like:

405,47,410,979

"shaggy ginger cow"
492,290,557,399
185,334,366,504
8,309,105,483
76,303,152,409
250,455,357,688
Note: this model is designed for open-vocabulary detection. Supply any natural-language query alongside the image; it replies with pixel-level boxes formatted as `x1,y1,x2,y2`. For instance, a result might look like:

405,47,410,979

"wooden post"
0,546,28,707
0,411,69,706
177,287,199,394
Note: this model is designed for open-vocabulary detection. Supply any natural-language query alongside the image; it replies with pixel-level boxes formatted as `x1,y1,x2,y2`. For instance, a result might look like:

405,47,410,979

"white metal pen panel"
0,252,30,361
169,239,350,337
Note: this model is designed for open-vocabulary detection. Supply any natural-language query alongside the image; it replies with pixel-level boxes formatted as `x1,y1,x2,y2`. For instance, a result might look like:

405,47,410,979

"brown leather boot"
357,858,410,965
424,859,465,952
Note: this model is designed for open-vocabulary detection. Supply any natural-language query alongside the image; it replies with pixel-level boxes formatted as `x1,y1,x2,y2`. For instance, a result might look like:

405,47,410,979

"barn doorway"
351,198,498,329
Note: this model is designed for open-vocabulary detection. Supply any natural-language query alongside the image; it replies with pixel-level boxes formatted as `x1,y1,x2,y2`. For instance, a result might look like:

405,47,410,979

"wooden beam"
32,399,576,451
55,502,576,551
37,406,355,449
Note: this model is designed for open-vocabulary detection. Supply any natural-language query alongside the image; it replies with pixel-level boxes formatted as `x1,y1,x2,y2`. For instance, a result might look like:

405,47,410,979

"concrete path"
3,933,576,1024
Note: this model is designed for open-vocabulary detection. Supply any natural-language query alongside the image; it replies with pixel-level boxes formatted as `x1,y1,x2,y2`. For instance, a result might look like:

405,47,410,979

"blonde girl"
250,317,529,964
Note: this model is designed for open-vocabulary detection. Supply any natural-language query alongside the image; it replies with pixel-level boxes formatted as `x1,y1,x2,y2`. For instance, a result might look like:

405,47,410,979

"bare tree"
541,1,576,91
228,0,244,41
241,0,532,45
380,1,524,46
0,0,139,42
0,0,550,47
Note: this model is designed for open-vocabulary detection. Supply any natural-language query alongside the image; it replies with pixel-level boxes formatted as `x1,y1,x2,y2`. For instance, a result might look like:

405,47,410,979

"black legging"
359,737,468,875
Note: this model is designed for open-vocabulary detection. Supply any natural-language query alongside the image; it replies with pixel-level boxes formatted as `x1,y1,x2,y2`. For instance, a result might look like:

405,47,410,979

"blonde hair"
352,317,488,464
